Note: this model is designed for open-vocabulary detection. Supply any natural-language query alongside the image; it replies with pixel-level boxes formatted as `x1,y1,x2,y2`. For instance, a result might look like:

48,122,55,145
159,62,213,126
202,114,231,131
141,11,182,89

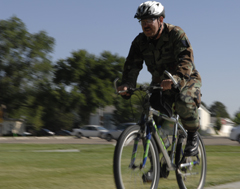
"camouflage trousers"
151,75,202,132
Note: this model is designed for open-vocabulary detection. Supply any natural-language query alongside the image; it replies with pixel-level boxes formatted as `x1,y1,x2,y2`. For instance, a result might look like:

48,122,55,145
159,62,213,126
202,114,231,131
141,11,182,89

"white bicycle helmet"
134,1,165,20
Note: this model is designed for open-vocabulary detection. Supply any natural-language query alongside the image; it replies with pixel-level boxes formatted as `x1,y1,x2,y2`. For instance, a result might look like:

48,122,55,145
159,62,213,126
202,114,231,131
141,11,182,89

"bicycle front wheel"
175,133,207,189
113,125,160,189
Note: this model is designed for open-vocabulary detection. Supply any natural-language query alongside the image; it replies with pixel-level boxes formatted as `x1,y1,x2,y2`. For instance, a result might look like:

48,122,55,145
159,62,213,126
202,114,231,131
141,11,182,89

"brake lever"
114,78,119,94
164,70,179,89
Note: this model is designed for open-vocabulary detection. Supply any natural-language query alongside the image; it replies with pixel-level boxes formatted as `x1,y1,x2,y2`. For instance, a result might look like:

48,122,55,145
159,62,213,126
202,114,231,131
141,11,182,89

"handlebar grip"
113,78,134,95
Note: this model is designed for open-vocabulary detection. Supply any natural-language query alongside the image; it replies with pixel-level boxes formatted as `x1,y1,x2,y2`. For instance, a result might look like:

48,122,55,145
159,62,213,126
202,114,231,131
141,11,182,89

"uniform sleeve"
121,37,144,88
171,27,195,90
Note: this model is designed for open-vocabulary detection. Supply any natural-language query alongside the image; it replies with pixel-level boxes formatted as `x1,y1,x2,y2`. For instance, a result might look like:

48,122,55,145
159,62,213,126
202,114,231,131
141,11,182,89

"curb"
205,181,240,189
0,136,101,140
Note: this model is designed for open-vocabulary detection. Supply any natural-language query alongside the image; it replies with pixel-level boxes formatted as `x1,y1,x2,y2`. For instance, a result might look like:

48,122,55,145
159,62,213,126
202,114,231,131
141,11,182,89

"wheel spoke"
114,125,160,189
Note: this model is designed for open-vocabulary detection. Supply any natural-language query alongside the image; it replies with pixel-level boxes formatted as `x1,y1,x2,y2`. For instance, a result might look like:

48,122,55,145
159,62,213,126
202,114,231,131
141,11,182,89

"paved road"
200,136,239,146
0,135,239,145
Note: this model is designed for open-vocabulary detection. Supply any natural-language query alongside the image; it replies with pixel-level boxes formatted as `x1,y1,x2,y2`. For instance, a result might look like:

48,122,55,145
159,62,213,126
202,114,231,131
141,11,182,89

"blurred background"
0,0,239,138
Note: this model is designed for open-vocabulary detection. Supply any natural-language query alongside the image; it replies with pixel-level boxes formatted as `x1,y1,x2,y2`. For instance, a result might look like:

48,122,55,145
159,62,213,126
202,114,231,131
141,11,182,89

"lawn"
0,144,239,189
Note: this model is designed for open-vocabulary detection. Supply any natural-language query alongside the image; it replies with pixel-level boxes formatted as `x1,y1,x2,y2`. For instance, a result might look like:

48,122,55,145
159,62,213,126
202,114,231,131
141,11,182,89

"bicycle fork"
128,122,152,170
129,134,140,169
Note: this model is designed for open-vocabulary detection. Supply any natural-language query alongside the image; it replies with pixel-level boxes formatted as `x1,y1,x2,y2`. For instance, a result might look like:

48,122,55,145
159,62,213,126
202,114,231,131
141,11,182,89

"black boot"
184,131,199,156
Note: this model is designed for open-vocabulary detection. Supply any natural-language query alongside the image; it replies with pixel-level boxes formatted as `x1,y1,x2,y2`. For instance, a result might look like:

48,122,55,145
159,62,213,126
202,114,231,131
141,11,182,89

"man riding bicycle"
117,1,202,157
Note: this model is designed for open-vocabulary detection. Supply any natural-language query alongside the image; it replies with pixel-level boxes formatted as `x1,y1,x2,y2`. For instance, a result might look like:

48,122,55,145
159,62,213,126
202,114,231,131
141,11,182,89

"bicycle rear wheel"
175,133,207,189
113,125,160,189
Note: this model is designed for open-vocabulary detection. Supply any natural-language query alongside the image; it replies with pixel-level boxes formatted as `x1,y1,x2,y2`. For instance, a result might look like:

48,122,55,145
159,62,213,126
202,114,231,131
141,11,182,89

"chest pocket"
160,44,175,62
154,36,174,65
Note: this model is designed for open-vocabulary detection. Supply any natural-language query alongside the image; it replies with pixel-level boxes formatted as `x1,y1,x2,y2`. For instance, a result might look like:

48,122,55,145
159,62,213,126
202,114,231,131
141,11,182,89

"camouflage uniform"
121,23,202,131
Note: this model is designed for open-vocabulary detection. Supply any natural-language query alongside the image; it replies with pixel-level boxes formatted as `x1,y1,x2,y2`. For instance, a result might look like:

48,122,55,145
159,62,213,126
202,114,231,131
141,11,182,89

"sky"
1,0,240,118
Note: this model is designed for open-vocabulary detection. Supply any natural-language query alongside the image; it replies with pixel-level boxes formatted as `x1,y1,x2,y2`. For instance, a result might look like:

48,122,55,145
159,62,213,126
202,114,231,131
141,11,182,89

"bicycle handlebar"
114,70,178,94
113,78,119,94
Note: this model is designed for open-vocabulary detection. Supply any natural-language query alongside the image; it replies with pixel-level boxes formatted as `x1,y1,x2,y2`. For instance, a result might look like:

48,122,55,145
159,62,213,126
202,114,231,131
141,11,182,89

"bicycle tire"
113,125,160,189
175,133,207,189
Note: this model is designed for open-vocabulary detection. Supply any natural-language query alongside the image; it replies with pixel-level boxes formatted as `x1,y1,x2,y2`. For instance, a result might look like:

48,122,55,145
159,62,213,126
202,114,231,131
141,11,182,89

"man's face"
140,18,159,38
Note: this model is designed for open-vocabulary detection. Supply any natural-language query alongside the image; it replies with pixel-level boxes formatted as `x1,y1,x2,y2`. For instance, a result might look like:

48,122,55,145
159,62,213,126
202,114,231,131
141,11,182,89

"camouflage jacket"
122,23,201,91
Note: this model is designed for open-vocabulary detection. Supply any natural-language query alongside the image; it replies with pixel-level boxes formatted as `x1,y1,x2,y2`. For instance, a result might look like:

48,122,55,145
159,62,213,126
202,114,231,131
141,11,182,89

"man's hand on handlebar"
117,79,173,95
114,71,177,97
117,85,131,96
161,79,173,91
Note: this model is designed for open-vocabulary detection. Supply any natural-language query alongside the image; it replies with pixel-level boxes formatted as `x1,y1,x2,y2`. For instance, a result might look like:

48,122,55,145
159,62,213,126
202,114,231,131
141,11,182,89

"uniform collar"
147,22,168,43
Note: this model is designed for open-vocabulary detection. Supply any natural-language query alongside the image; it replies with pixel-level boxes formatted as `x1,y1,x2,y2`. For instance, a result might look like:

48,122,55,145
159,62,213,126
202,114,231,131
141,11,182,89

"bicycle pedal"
142,171,153,183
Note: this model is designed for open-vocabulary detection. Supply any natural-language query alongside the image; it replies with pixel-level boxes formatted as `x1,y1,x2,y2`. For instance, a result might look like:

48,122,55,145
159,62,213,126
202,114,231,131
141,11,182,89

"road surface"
0,136,239,145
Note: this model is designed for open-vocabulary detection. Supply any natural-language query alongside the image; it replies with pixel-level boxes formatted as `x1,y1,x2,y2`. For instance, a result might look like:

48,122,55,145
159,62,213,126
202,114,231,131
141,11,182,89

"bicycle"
113,70,207,189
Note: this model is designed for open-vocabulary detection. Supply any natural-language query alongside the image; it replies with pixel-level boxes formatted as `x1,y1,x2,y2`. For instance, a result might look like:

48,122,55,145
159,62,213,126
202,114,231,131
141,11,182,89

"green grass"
0,144,239,188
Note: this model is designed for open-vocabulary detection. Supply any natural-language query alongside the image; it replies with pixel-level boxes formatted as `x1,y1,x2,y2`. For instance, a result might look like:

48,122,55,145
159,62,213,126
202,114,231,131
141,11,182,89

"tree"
0,16,55,129
112,96,139,126
112,84,148,126
40,85,83,131
233,109,240,125
54,50,125,125
215,117,222,131
209,101,230,118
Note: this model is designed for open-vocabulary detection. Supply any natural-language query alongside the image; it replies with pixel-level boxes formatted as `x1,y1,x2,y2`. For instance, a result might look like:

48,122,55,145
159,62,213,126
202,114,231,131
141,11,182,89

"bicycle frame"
130,101,188,172
151,107,187,170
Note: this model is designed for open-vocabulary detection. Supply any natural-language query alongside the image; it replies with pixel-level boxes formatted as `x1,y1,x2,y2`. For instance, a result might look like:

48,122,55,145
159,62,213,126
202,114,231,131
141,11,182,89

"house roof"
211,117,235,125
103,105,116,113
199,104,211,113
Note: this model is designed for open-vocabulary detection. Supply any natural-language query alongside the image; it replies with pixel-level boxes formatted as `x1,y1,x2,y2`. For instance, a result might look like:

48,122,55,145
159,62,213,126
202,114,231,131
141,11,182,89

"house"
0,118,26,136
89,105,116,129
198,104,213,134
220,118,235,136
211,117,235,136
